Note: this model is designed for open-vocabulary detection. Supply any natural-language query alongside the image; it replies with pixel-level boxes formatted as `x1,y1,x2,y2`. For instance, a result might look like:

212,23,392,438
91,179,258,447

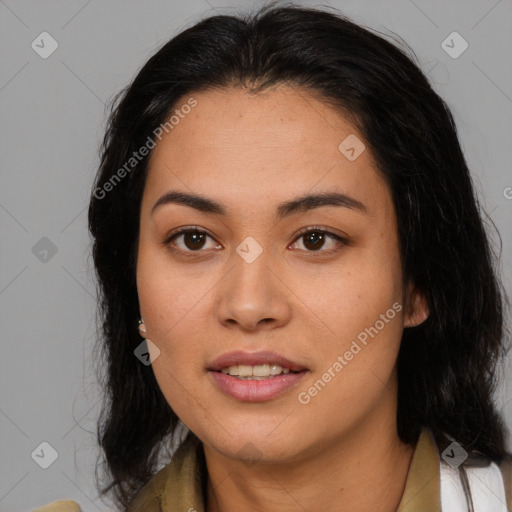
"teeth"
238,364,252,377
254,364,271,376
271,364,289,376
220,364,292,378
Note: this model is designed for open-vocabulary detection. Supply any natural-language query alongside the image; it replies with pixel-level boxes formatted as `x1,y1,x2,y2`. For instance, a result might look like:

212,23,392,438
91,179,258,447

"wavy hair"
87,2,511,509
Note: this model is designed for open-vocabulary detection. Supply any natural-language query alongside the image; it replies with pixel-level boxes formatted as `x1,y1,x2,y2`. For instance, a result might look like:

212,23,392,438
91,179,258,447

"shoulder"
454,454,512,511
31,500,82,512
127,434,205,512
29,463,174,512
126,462,174,512
498,456,512,511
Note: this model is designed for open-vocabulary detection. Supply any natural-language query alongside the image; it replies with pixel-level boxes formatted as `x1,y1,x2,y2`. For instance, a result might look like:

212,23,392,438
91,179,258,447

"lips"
208,351,308,402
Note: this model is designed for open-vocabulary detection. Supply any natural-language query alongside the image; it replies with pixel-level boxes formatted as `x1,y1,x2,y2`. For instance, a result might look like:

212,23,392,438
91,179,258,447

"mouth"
207,350,309,402
214,363,300,380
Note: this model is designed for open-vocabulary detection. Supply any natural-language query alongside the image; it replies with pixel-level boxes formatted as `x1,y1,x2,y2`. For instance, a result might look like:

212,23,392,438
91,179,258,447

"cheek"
298,242,404,400
302,251,403,348
138,273,209,414
308,276,403,390
296,288,403,426
137,238,214,333
136,244,221,393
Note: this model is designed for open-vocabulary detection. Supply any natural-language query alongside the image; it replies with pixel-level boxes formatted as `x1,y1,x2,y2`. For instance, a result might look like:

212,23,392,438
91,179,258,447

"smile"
207,350,309,401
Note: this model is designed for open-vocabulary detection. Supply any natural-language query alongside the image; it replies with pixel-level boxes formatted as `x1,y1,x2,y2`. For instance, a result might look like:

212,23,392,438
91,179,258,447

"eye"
163,226,220,254
289,226,348,255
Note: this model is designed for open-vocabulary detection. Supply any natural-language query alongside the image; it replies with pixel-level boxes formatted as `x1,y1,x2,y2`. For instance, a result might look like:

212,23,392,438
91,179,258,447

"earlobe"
404,285,430,328
138,317,147,337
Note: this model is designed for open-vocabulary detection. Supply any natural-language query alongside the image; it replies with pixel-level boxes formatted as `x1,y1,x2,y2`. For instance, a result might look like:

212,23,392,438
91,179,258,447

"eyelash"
162,225,348,258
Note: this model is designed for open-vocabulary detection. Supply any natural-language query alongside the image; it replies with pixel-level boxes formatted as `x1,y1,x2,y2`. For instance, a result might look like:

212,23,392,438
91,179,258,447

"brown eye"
302,231,326,251
163,227,221,254
181,230,207,250
291,228,347,254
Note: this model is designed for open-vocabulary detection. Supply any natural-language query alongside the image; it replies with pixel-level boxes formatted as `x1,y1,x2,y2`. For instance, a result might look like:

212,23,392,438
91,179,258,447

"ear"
403,283,429,328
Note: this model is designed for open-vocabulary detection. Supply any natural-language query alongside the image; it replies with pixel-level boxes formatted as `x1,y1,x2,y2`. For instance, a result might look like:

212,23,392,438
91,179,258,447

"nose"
215,246,292,332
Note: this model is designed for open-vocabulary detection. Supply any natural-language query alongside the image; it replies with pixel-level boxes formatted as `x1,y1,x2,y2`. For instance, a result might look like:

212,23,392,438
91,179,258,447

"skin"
136,84,429,512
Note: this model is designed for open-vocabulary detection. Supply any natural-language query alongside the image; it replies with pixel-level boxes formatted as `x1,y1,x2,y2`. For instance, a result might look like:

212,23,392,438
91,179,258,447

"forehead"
144,85,391,220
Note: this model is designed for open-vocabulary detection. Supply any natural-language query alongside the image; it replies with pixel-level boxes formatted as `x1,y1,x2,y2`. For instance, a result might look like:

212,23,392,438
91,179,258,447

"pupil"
185,231,205,250
304,232,324,251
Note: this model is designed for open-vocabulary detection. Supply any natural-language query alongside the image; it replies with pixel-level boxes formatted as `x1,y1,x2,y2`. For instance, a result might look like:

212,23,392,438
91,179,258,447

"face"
136,84,428,463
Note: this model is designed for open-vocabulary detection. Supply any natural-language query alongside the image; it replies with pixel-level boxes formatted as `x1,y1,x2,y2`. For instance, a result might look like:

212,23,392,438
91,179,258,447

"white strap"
440,461,508,511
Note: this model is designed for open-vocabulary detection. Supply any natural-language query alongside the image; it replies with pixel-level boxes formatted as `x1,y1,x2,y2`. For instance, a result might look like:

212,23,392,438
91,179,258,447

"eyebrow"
151,190,367,220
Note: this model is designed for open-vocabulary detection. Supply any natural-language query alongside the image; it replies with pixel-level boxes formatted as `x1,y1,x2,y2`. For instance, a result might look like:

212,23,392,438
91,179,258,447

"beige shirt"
34,428,512,512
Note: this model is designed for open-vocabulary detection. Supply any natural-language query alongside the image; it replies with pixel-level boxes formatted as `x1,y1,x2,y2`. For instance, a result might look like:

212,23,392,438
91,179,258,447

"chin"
204,430,303,464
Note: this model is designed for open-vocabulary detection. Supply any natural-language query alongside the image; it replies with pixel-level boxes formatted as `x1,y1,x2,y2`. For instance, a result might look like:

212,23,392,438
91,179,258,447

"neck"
204,414,415,512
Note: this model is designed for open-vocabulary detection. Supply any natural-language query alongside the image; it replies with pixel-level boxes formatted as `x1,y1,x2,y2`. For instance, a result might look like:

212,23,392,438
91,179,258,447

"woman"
36,3,512,511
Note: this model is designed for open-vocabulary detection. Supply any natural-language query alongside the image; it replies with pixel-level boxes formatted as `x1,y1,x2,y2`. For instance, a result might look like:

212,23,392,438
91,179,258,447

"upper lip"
208,350,308,372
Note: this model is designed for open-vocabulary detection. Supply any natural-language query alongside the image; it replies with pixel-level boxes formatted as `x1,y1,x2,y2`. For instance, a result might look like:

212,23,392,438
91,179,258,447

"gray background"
1,0,511,510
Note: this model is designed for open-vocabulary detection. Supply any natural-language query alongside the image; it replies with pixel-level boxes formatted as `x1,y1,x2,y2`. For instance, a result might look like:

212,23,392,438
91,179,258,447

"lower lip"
208,370,308,402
